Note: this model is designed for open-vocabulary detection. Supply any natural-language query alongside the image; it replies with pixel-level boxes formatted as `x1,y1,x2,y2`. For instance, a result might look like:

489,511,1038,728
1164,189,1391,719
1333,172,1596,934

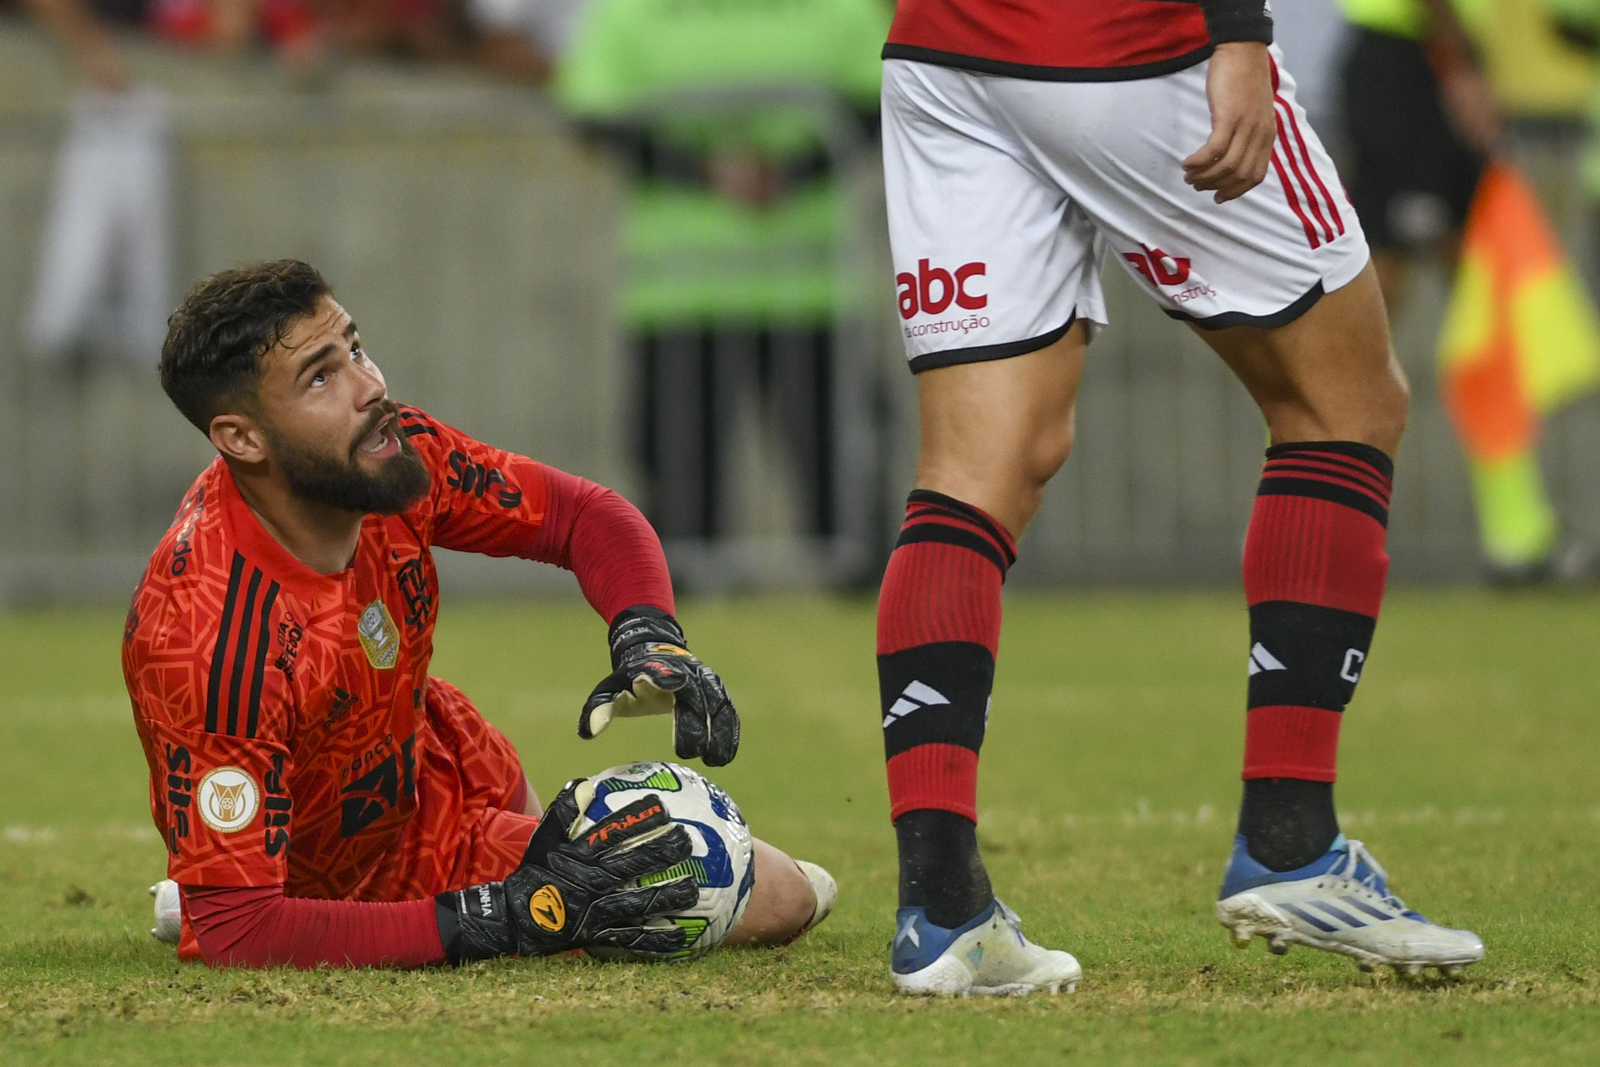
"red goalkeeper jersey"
123,405,649,902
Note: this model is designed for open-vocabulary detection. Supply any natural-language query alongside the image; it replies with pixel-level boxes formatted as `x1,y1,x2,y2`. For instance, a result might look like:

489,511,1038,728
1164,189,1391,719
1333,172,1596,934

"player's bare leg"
883,326,1088,995
1196,263,1407,454
913,324,1089,536
722,839,833,947
1194,263,1483,974
1194,264,1403,867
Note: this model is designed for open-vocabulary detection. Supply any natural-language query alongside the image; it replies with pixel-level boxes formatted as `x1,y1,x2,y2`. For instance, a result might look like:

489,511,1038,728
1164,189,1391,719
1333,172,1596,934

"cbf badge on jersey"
357,598,401,670
196,766,259,833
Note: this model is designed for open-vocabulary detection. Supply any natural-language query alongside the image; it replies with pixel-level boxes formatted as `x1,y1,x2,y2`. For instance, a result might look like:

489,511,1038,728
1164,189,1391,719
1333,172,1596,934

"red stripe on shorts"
1268,54,1344,240
1273,103,1334,244
1272,148,1321,250
1277,95,1344,238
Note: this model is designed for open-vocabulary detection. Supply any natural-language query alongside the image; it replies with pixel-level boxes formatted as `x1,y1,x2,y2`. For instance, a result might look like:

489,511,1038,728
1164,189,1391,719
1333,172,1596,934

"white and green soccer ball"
576,760,755,961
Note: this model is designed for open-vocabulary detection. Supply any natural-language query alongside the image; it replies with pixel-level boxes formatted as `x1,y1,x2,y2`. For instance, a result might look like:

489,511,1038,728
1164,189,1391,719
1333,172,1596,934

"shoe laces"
1333,839,1422,919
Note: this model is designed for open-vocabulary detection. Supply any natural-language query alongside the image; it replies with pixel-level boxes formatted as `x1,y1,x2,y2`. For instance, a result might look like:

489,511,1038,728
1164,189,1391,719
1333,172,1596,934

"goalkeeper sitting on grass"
125,260,832,967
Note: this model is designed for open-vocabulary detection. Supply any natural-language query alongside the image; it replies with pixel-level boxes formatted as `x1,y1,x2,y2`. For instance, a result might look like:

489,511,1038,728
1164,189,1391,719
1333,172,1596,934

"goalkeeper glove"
577,606,741,766
437,778,699,963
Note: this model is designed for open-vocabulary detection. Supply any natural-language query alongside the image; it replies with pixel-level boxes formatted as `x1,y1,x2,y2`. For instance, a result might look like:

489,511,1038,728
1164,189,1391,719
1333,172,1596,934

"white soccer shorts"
882,51,1370,371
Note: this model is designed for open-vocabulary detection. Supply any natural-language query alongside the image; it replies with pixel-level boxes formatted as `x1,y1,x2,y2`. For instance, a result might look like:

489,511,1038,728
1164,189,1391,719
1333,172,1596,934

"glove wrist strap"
607,605,686,664
436,884,517,964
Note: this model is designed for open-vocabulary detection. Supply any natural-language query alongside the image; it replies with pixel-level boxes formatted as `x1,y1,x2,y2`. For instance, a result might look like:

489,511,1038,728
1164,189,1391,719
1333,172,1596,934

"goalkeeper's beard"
263,409,431,516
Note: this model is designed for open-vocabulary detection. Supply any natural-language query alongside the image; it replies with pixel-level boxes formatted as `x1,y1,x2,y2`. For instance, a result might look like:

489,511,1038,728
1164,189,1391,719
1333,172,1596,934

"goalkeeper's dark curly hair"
160,259,332,434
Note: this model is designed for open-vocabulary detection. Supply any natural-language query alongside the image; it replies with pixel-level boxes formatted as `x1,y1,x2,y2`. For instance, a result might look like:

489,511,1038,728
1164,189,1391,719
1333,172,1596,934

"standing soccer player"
127,261,830,968
875,1,1484,994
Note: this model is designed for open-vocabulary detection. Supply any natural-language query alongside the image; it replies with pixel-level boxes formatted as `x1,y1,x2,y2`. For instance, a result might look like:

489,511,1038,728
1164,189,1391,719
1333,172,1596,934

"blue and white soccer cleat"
892,900,1082,995
1215,834,1484,976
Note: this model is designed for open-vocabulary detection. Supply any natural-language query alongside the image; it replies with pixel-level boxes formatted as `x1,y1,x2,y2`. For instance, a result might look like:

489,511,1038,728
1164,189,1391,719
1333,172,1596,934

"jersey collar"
217,459,357,596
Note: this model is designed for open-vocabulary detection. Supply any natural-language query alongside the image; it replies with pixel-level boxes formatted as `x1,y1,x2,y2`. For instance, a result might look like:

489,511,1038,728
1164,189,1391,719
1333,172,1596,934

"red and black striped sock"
1237,441,1393,871
878,490,1015,926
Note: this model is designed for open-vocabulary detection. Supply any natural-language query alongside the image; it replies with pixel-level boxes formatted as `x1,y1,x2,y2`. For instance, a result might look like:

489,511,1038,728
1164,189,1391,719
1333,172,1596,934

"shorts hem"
1164,283,1325,331
907,314,1076,373
881,44,1214,83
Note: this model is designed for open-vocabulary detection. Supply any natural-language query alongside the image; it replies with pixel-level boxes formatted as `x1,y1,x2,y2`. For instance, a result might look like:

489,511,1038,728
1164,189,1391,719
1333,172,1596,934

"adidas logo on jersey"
883,680,950,728
1247,642,1286,676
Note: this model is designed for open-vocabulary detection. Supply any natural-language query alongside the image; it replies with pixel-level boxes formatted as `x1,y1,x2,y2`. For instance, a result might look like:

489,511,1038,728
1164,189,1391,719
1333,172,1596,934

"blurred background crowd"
4,0,1600,602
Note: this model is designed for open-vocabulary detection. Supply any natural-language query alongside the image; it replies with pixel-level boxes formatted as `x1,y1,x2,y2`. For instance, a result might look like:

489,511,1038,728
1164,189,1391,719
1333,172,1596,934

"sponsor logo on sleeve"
446,451,523,509
356,599,401,670
262,753,291,857
196,766,260,833
164,744,192,854
167,488,207,578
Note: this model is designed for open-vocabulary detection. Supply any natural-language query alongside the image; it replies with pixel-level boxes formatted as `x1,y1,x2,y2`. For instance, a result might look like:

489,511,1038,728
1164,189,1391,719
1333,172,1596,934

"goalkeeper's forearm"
184,885,449,969
519,463,676,627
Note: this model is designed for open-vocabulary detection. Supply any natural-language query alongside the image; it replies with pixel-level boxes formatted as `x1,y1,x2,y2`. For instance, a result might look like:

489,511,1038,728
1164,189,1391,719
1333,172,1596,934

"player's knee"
915,420,1073,536
1363,356,1410,454
1263,354,1409,456
1029,411,1075,482
1016,416,1074,514
769,863,821,941
723,844,817,947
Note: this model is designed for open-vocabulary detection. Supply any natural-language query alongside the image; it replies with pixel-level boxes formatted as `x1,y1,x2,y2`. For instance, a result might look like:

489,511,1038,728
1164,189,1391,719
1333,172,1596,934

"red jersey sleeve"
125,564,297,889
397,406,673,621
396,405,551,557
184,886,445,969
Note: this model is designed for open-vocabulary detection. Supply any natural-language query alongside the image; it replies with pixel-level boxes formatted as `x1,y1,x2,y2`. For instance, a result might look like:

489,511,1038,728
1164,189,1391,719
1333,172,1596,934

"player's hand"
1184,41,1276,204
578,606,741,766
437,778,699,962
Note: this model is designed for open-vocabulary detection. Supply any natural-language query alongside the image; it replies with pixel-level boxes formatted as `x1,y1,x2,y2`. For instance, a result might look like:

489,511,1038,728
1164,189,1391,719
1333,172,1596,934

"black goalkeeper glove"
436,778,699,963
577,606,741,766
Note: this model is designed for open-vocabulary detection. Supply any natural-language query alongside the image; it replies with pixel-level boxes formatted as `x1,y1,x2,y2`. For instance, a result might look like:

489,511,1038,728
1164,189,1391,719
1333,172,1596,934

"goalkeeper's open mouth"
354,409,401,461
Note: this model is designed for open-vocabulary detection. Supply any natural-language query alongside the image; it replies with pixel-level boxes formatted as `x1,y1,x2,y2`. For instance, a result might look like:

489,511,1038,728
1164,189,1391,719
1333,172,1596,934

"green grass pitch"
3,591,1599,1065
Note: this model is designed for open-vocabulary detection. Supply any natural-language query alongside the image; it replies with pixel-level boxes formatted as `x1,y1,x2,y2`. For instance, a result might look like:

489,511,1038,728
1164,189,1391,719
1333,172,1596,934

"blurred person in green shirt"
546,0,889,546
